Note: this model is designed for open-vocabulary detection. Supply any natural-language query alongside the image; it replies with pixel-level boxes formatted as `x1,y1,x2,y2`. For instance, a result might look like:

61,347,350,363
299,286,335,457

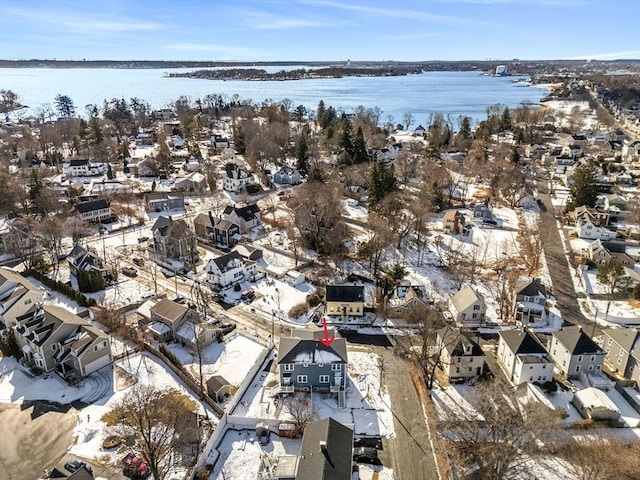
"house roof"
515,276,547,298
450,286,483,313
278,331,347,365
499,330,547,355
0,266,39,292
151,216,173,236
438,328,484,357
211,251,243,273
553,328,604,355
193,212,214,227
602,327,640,353
443,209,462,220
150,298,188,322
296,417,354,480
223,203,260,222
325,285,364,303
74,199,110,214
69,159,89,167
573,387,620,414
206,374,231,393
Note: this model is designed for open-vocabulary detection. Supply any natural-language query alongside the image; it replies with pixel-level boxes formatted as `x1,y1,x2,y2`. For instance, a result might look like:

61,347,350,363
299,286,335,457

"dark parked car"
132,257,144,266
65,459,92,473
122,266,138,277
137,236,149,243
353,446,379,464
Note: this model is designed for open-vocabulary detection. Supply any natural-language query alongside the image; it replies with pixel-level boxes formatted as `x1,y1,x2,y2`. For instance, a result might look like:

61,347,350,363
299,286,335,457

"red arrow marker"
318,316,335,347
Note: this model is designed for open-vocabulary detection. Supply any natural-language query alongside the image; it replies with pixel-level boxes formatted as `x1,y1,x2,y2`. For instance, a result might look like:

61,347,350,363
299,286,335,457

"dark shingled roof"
277,332,347,365
553,328,604,355
499,330,547,355
438,328,484,357
325,285,364,303
74,199,110,213
296,417,354,480
515,277,547,298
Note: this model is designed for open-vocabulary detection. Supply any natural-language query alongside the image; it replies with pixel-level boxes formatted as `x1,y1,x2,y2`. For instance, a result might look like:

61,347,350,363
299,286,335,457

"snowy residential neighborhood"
1,66,640,480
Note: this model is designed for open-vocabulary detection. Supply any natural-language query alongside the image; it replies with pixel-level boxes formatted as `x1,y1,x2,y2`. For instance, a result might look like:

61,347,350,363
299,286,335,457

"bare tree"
281,393,317,437
563,435,640,480
440,380,562,480
103,384,199,480
515,222,543,275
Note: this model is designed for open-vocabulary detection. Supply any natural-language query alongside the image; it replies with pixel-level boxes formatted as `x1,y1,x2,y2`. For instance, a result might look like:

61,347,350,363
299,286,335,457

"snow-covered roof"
573,387,620,413
148,321,171,335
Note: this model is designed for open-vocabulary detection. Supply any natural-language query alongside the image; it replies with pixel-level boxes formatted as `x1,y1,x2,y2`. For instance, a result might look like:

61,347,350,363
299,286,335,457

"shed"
206,374,233,402
572,387,621,422
285,270,306,287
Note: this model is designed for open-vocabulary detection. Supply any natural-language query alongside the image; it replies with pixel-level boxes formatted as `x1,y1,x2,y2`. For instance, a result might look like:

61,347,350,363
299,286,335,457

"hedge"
24,269,97,307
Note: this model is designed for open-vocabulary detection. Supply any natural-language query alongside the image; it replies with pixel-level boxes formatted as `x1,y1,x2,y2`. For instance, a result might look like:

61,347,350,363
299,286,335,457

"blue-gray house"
278,330,348,406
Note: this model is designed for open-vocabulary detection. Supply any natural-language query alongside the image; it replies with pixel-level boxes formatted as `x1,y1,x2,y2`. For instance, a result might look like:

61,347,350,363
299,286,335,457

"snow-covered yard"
233,347,395,439
164,334,266,385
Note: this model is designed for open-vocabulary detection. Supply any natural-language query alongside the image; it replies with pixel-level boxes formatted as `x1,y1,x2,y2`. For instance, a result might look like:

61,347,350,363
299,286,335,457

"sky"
0,0,639,62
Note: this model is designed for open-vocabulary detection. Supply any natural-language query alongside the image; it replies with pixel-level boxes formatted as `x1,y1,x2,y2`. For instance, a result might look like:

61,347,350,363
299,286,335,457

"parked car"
65,459,92,473
122,266,138,277
122,453,150,479
353,446,379,464
132,257,144,266
137,236,149,243
241,289,255,301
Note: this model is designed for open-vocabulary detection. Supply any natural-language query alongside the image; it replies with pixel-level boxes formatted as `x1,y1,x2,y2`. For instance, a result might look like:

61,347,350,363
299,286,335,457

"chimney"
320,441,328,454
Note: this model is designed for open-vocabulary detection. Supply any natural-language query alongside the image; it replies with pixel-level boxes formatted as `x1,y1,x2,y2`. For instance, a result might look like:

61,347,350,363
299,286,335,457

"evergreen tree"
368,162,398,208
353,127,368,164
121,141,130,158
567,163,599,211
54,94,75,118
316,100,326,127
295,133,310,175
459,116,471,139
307,163,326,183
107,164,114,180
28,169,44,203
338,116,354,159
501,106,512,131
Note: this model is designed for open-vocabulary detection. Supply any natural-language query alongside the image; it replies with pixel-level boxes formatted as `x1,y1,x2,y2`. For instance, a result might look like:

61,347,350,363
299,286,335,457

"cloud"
238,9,355,30
295,0,491,25
433,0,595,5
2,6,164,35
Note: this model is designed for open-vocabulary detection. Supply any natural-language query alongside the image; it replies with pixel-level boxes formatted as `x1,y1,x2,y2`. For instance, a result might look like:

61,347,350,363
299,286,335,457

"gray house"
513,276,549,327
548,328,605,378
597,327,640,382
295,417,353,480
277,330,348,406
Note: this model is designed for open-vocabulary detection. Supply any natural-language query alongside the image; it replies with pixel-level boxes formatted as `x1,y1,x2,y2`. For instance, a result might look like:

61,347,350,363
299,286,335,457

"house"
205,251,252,289
184,157,200,172
174,172,206,192
211,134,230,149
223,163,252,193
572,387,620,423
0,267,43,327
151,216,196,262
73,199,112,223
90,180,132,195
148,298,201,341
273,166,302,185
437,327,485,381
12,305,112,378
443,209,465,235
575,215,615,241
135,131,155,146
325,285,365,318
448,286,486,329
193,212,240,248
285,270,306,287
63,159,91,177
175,320,217,351
571,133,588,148
277,329,347,400
222,204,261,233
512,276,549,327
67,244,111,281
497,329,553,385
131,157,157,177
413,125,426,137
146,192,185,213
622,140,640,159
295,417,354,480
385,281,430,318
597,327,640,383
588,240,636,268
473,199,493,220
548,327,605,378
206,374,233,403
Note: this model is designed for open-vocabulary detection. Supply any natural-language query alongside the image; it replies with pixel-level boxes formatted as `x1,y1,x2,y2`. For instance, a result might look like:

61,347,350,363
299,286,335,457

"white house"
437,327,485,381
223,163,252,192
73,199,112,223
449,286,486,329
497,330,553,385
206,251,254,288
575,216,616,241
0,267,43,328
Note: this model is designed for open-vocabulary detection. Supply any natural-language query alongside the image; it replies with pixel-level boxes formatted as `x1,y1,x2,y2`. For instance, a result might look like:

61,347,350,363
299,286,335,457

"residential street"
376,345,440,480
536,187,602,336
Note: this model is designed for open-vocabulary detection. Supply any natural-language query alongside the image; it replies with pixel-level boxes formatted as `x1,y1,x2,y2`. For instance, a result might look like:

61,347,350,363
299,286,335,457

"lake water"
0,67,546,125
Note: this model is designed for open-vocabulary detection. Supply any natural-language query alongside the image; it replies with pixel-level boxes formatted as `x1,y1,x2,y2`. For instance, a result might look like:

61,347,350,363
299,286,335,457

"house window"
578,355,583,362
590,355,596,362
588,365,593,371
542,365,546,369
302,363,308,368
318,364,324,368
284,364,294,372
331,364,341,371
529,366,533,369
576,365,581,372
296,375,307,384
473,305,480,311
468,367,473,372
319,375,329,383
